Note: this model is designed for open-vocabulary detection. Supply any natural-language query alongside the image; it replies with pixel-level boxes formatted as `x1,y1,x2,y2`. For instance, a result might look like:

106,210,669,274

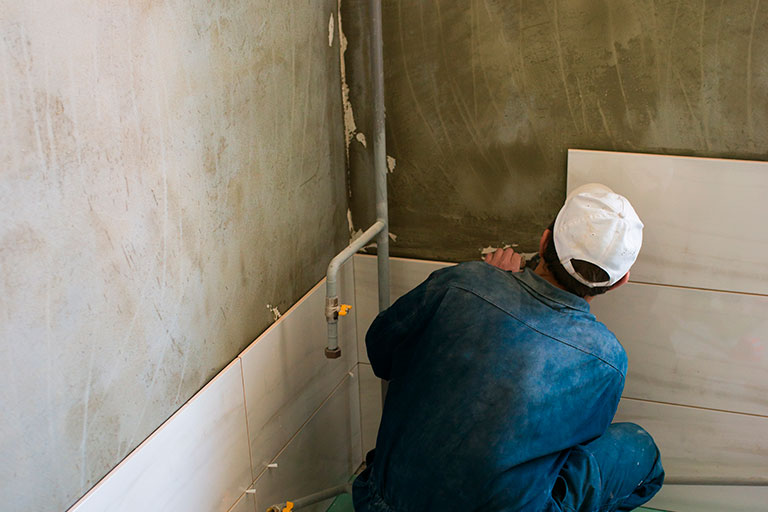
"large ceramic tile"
567,150,768,295
358,363,383,455
240,259,358,475
227,492,256,512
68,360,251,512
354,254,453,363
646,485,768,512
590,282,768,415
251,373,362,512
613,398,768,482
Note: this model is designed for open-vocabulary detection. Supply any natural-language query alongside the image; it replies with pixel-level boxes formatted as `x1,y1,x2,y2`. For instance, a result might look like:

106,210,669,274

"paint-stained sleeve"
365,267,452,381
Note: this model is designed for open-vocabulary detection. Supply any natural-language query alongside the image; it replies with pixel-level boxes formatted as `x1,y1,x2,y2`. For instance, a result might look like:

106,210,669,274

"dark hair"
541,221,612,298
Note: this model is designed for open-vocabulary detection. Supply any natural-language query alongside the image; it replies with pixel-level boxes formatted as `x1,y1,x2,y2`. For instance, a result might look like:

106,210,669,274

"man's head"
540,183,643,298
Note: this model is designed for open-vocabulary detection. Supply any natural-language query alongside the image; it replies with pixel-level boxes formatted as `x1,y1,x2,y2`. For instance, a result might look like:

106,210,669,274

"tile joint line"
621,396,768,420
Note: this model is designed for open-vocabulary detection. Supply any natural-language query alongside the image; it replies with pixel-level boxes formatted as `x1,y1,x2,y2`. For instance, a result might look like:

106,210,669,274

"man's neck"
533,261,594,303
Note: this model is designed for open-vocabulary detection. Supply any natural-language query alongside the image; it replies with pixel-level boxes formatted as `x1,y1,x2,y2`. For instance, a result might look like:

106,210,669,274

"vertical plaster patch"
347,208,364,244
266,304,282,321
328,13,334,47
337,0,357,161
386,155,396,173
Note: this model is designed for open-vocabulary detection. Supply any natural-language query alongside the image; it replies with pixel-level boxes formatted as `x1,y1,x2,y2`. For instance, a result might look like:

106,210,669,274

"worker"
352,183,664,512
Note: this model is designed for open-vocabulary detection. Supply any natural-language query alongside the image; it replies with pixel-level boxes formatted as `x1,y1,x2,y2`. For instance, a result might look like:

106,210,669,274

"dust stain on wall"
0,1,347,510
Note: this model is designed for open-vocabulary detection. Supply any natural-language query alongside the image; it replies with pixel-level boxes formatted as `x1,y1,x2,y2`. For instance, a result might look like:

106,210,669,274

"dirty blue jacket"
353,262,627,512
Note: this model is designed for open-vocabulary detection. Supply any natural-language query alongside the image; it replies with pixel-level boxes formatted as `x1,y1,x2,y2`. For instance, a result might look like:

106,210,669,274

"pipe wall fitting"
325,296,340,321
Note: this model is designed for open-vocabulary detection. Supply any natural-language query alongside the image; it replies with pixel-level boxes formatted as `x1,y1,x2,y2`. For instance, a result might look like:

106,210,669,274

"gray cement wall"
0,1,347,510
345,0,768,261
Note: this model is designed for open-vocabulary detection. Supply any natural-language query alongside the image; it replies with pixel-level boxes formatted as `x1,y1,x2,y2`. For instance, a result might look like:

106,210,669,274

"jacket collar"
512,268,591,313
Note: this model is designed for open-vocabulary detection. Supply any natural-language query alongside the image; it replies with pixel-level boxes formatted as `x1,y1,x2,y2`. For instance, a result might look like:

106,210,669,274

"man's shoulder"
432,260,516,286
442,263,627,375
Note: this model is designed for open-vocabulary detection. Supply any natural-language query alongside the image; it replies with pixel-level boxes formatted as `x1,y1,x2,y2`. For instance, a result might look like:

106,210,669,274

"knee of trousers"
606,422,659,451
607,422,664,479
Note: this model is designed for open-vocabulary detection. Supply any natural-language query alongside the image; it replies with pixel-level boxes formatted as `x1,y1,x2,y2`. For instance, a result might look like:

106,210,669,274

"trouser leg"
553,422,665,512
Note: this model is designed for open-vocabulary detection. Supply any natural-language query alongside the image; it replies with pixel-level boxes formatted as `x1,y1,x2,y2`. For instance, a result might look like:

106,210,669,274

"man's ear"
539,229,551,256
608,272,630,291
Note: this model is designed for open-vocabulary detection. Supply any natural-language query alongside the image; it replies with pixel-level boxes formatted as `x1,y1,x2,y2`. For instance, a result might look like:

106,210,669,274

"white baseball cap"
553,183,644,287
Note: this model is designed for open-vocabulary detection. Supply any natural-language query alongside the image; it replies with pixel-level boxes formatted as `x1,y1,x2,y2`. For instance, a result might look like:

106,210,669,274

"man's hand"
484,248,522,272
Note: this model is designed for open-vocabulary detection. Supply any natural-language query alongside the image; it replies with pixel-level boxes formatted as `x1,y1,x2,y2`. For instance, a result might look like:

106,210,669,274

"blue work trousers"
552,422,665,512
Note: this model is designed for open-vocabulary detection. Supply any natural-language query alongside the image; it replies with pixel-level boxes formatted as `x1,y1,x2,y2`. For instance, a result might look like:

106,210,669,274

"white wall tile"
354,254,453,363
68,360,252,512
358,363,383,455
567,149,768,294
251,373,362,512
590,282,768,415
646,485,768,512
614,398,768,482
240,259,358,476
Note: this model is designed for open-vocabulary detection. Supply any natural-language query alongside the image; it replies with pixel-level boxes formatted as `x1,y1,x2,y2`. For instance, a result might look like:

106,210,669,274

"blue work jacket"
353,262,627,512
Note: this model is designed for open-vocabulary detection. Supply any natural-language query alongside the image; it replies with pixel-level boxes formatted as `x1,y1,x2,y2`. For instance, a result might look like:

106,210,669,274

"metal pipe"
370,0,390,315
370,0,390,399
325,221,385,358
266,483,353,511
325,0,390,360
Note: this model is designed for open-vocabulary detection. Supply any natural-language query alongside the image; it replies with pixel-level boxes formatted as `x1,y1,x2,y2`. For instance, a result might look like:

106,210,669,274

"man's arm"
365,267,451,381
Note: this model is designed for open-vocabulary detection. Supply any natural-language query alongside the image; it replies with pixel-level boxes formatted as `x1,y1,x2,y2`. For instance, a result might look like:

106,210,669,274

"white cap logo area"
553,183,644,287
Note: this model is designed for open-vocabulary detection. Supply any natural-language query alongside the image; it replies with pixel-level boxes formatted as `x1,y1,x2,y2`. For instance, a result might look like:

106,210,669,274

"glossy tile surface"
647,485,768,512
591,282,768,415
240,260,357,474
251,373,362,512
613,398,768,482
69,360,251,512
358,363,383,455
567,150,768,294
354,254,453,363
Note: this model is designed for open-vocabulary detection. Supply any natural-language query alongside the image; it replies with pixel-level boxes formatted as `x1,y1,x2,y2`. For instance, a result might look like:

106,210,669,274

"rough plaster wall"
0,1,346,510
346,0,768,261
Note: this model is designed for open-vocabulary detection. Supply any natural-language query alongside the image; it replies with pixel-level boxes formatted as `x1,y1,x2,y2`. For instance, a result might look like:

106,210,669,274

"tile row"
614,398,768,485
567,149,768,295
250,371,362,512
69,259,360,512
590,281,768,416
69,359,252,512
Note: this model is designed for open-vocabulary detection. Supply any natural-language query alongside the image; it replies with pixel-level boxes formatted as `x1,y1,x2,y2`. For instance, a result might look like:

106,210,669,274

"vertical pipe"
370,0,390,399
370,0,390,314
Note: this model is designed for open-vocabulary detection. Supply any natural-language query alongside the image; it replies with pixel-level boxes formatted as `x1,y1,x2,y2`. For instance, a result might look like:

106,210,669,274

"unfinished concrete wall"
0,1,346,510
345,0,768,261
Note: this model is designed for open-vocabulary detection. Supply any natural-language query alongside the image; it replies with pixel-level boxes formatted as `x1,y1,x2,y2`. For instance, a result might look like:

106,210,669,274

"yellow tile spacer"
339,304,352,316
282,502,294,512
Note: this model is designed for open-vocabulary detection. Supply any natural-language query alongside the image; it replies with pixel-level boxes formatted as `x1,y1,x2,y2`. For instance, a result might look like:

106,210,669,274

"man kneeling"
353,183,664,512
